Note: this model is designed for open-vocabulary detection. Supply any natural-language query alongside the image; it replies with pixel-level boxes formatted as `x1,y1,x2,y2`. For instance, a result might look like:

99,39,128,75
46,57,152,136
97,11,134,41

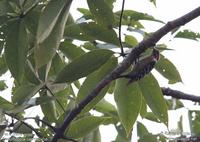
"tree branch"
51,6,200,142
162,87,200,102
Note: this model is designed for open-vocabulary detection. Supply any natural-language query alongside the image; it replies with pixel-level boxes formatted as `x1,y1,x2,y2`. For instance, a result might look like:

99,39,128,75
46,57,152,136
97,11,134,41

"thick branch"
51,7,200,142
162,87,200,102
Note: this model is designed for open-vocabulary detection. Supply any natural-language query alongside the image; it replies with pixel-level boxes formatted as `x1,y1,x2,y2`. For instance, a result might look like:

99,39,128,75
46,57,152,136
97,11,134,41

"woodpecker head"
152,48,160,61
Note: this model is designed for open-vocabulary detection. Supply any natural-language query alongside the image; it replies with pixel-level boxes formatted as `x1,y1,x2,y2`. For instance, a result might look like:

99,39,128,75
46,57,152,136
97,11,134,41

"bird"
118,48,160,85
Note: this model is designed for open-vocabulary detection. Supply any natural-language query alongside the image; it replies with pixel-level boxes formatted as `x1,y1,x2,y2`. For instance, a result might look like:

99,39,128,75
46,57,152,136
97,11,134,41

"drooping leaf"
114,79,142,136
12,83,44,105
36,0,71,43
55,49,114,83
35,0,72,68
65,116,108,139
138,74,168,125
5,19,28,82
87,0,114,27
155,55,182,84
76,57,117,113
137,122,149,138
60,41,85,60
115,124,131,142
175,30,200,41
80,22,119,45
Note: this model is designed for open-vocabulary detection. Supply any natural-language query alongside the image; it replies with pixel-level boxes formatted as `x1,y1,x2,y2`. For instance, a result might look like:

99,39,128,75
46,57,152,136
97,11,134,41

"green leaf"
125,35,138,47
5,19,28,82
116,10,163,23
36,0,71,43
55,49,114,83
0,96,14,111
143,112,160,123
0,80,7,91
76,57,117,113
0,56,8,76
189,110,200,135
175,30,200,41
64,23,94,41
114,79,142,136
137,122,149,138
140,97,147,117
138,74,168,125
12,83,44,105
155,55,182,84
77,8,93,20
95,99,117,113
138,133,157,142
66,116,108,139
13,122,32,134
60,41,85,60
40,89,58,123
24,61,41,85
80,22,119,45
35,0,72,68
87,0,114,27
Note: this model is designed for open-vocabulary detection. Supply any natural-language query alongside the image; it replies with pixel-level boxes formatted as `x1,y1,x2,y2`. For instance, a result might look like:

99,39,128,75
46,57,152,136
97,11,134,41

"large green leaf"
5,20,28,82
87,0,114,27
76,57,117,113
36,0,71,43
114,79,142,136
64,23,95,41
66,116,108,139
35,0,72,68
138,74,168,125
80,22,119,45
55,49,114,83
155,55,182,84
12,83,44,105
60,41,85,60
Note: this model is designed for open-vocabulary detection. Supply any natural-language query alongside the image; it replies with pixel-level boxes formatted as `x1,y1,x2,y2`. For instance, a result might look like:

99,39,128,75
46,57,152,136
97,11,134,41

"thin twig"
51,6,200,142
45,86,66,113
23,117,57,132
162,87,200,102
118,0,126,57
5,113,43,138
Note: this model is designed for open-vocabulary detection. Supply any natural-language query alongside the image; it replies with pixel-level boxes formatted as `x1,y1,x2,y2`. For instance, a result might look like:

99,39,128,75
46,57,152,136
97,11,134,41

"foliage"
0,0,199,141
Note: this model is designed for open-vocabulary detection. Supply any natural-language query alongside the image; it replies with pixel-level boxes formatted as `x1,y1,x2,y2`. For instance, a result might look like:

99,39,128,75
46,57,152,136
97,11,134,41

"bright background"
1,0,200,141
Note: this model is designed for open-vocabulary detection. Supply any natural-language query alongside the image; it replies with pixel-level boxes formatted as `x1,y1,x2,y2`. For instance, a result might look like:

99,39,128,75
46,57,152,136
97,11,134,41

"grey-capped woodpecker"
118,48,160,85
